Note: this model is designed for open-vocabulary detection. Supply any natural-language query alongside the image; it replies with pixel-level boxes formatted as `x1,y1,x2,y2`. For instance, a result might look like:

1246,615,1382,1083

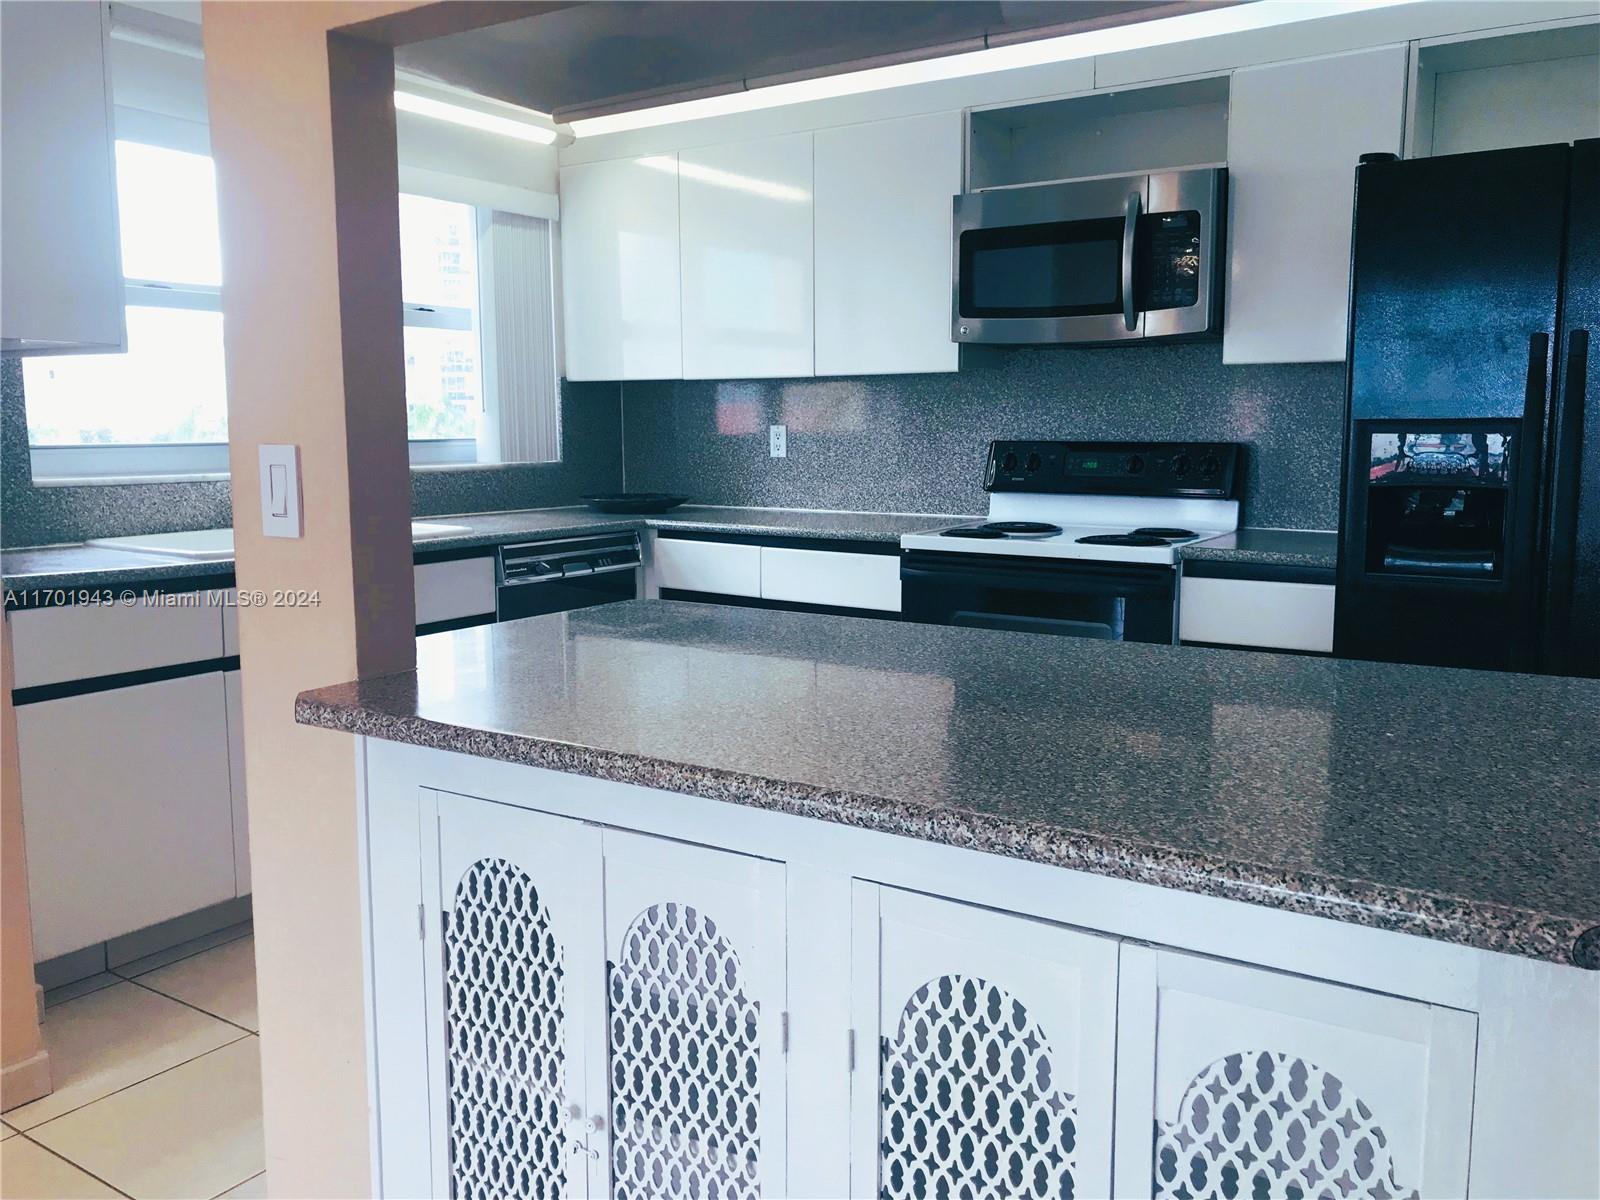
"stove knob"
1200,454,1221,477
1126,454,1145,474
1001,451,1018,472
1171,453,1191,477
1025,452,1042,473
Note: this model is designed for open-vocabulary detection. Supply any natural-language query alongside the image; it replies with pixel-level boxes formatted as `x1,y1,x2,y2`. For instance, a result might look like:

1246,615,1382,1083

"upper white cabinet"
1223,45,1409,363
560,154,683,380
1,0,125,353
814,112,962,377
679,133,815,380
1115,946,1477,1200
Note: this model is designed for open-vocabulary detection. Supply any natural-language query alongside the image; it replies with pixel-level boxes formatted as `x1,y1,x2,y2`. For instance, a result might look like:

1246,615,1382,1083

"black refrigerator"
1335,140,1599,676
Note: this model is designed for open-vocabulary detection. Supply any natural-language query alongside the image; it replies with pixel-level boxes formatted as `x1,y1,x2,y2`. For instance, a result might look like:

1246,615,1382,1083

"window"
24,141,230,478
24,143,560,481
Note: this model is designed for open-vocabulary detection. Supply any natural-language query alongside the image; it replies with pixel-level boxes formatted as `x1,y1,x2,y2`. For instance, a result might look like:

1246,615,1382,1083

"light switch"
258,444,303,538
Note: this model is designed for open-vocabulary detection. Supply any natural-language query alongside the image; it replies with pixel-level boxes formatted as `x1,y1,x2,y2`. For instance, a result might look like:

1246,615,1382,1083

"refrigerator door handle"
1525,330,1551,425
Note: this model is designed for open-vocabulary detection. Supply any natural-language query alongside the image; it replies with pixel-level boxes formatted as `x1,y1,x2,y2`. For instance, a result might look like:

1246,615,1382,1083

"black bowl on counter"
582,493,690,514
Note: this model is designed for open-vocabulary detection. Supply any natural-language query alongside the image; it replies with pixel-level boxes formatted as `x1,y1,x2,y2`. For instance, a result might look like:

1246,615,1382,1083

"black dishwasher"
496,533,641,621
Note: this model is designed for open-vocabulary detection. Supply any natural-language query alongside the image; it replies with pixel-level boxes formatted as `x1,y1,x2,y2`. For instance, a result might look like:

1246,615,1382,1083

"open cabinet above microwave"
952,167,1226,346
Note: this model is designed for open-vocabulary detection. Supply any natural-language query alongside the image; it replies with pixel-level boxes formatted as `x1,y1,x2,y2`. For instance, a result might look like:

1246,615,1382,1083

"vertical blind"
479,211,561,465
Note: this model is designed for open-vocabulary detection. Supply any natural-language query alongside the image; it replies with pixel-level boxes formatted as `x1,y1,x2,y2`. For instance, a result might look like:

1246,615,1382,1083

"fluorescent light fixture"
639,155,810,203
394,90,558,145
570,0,1415,137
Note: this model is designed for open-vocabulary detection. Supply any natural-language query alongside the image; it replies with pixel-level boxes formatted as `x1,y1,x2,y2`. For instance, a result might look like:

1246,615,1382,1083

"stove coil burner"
1130,527,1198,540
1075,533,1173,547
976,521,1062,535
941,528,1007,539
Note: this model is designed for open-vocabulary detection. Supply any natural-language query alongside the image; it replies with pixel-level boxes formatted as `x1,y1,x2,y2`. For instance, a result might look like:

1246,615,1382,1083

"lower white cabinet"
1116,947,1478,1200
224,669,250,897
1180,575,1336,653
15,672,237,960
849,885,1119,1199
654,537,762,598
426,791,787,1199
759,547,901,613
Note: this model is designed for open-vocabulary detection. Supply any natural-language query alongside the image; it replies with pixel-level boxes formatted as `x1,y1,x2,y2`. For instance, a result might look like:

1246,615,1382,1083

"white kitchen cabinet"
224,669,250,896
679,133,815,380
1223,45,1409,363
1179,575,1336,652
850,885,1120,1199
654,536,762,598
0,0,124,353
10,595,224,690
1114,946,1478,1200
560,154,683,380
413,555,496,627
814,112,962,377
759,546,901,612
424,791,786,1198
15,673,237,960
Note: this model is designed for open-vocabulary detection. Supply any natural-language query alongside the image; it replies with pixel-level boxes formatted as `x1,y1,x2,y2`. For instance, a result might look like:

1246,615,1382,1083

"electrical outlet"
769,424,787,459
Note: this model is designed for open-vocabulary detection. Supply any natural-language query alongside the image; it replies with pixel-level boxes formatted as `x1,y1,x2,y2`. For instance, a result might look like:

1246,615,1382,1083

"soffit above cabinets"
393,0,1222,123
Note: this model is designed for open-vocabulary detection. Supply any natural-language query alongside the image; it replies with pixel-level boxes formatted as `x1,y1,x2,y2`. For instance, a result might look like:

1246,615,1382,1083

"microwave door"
952,174,1148,345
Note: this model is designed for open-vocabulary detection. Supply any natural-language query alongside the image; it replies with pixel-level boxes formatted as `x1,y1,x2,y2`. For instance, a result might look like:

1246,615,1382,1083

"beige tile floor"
1,927,265,1199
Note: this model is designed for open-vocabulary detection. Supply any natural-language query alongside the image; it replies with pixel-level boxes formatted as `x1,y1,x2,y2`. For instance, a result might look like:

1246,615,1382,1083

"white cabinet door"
430,792,605,1200
1224,45,1408,363
1179,576,1335,652
10,596,225,689
655,536,762,598
814,112,962,377
850,884,1120,1200
224,670,249,897
600,830,787,1198
680,134,814,380
413,555,497,627
1115,947,1477,1200
759,546,902,612
0,0,124,352
560,154,683,380
16,673,236,960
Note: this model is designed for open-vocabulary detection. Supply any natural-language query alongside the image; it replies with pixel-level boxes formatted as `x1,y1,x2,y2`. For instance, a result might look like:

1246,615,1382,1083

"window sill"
30,471,231,488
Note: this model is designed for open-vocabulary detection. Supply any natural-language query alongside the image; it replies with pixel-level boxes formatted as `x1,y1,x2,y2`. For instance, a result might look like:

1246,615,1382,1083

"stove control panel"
985,440,1242,497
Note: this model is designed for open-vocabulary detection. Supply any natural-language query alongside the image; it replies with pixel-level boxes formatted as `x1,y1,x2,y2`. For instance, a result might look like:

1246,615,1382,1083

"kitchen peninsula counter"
296,599,1599,969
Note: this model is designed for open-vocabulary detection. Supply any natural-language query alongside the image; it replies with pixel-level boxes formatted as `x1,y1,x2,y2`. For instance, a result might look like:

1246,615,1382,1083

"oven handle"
901,559,1172,596
1121,190,1141,333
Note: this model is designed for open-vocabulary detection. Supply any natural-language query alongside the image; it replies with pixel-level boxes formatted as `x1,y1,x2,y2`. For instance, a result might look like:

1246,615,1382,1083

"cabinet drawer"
655,538,761,598
9,595,225,688
759,546,901,612
1179,576,1334,652
16,672,236,959
414,556,496,627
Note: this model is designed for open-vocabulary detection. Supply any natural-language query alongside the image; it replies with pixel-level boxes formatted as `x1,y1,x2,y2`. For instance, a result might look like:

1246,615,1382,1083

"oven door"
900,551,1177,643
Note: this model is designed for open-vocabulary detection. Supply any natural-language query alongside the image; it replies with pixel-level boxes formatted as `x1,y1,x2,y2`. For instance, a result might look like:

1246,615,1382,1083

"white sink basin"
88,521,472,559
87,529,234,560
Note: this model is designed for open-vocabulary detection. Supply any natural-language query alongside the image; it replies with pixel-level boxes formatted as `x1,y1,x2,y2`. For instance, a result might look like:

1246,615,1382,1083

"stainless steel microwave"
952,166,1226,345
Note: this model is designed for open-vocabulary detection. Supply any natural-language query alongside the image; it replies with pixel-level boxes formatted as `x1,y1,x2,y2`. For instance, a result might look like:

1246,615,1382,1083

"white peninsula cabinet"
1223,45,1409,363
560,154,684,380
360,750,1598,1199
679,133,815,380
814,112,963,377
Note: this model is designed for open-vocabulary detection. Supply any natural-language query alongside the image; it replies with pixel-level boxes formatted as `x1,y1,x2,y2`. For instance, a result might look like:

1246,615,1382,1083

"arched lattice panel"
445,858,568,1200
880,974,1080,1200
609,902,762,1199
1154,1051,1419,1200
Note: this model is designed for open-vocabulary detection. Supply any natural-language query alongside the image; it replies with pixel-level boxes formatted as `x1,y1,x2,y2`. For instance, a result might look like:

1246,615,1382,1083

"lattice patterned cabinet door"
434,794,606,1200
850,885,1120,1200
601,829,788,1199
1117,949,1478,1200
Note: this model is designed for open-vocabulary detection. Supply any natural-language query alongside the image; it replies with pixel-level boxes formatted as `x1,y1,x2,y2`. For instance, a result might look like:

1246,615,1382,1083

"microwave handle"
1121,190,1141,332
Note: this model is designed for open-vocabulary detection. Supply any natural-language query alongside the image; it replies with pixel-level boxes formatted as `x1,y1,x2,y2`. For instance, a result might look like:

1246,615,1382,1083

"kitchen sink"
88,521,473,559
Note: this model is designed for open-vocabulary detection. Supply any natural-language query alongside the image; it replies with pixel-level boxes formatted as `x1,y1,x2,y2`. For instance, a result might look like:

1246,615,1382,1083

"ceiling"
395,1,1227,123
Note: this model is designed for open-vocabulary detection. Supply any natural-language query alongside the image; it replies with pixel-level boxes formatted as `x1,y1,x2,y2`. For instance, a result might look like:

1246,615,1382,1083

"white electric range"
899,440,1244,643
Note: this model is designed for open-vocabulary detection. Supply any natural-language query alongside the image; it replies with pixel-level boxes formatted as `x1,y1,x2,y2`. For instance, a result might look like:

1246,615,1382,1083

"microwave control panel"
1137,211,1203,311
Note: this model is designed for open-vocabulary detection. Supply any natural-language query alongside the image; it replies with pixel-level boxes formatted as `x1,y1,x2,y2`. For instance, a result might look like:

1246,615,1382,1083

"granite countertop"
1,505,967,595
1181,528,1339,570
296,599,1600,969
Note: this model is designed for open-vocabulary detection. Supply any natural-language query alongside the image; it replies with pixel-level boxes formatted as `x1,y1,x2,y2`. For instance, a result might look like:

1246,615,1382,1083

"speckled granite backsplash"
1,355,624,547
622,343,1347,530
